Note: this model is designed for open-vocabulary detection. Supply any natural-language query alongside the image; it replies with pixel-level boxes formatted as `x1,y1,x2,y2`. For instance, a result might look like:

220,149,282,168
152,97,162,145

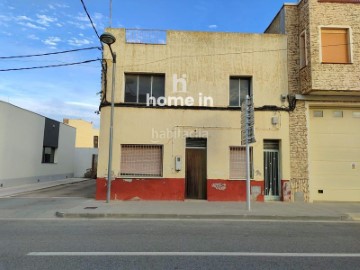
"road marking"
27,252,360,257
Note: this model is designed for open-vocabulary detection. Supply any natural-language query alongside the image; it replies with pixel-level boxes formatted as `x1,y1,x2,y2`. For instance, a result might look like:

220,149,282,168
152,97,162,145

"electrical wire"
0,47,101,59
80,0,101,40
0,59,100,72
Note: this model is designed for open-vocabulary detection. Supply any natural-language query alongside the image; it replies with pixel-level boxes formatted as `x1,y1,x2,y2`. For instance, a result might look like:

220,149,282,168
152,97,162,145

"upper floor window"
321,28,351,64
300,30,307,68
229,77,251,107
125,74,165,104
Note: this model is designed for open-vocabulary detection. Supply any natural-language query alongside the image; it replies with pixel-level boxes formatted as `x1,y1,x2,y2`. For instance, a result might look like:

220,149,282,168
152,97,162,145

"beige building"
64,119,99,148
266,0,360,202
97,0,360,202
63,119,99,178
97,29,292,201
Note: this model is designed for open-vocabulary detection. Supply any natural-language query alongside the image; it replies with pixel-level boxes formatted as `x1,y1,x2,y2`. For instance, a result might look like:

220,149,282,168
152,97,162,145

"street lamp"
100,32,116,203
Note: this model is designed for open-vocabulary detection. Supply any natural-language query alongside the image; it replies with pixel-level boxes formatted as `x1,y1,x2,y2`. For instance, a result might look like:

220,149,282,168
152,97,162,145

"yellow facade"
97,29,291,201
64,119,99,148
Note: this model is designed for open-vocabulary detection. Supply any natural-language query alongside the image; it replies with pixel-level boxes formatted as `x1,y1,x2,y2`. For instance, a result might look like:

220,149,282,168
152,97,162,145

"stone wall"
308,0,360,93
289,101,310,201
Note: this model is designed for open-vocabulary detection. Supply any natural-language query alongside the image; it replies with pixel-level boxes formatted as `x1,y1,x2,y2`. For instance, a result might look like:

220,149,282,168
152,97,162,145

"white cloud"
18,21,46,30
43,36,61,46
56,23,63,27
16,15,32,21
36,14,57,26
65,101,98,109
55,3,69,8
27,34,40,40
67,38,93,47
208,24,218,29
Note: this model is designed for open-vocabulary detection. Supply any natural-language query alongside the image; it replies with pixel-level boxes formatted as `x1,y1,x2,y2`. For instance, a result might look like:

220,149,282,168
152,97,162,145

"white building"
0,101,76,188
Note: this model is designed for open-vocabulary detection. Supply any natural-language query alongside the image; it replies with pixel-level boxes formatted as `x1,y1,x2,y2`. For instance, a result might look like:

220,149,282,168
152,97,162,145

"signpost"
241,95,255,211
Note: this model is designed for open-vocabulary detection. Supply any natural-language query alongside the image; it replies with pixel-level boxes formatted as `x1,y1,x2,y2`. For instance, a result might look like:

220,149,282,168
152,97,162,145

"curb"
55,211,352,221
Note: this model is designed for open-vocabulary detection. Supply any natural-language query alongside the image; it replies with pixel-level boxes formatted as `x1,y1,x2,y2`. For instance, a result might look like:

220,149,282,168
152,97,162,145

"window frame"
299,30,308,69
229,146,254,180
319,26,353,64
120,144,163,178
42,146,56,164
93,136,99,148
124,73,165,104
229,77,252,108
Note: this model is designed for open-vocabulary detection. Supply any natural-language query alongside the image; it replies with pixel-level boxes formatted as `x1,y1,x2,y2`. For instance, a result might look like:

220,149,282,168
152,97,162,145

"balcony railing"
125,29,167,45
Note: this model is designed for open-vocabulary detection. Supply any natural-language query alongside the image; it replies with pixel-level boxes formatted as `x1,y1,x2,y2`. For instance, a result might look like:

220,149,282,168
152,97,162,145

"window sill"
321,62,353,65
120,176,163,179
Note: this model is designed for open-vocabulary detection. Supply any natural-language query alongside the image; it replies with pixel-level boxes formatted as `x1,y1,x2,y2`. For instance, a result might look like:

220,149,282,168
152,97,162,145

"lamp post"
100,32,116,203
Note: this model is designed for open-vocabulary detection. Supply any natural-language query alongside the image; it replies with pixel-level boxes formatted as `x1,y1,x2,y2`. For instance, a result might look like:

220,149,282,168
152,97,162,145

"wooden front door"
185,148,207,199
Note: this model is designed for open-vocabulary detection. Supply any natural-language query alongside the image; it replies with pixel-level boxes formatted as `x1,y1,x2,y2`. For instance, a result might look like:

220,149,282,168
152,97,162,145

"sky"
0,0,297,128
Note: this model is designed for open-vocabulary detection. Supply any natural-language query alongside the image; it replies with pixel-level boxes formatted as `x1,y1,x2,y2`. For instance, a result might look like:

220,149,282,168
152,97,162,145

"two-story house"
96,30,291,201
266,0,360,202
97,0,360,202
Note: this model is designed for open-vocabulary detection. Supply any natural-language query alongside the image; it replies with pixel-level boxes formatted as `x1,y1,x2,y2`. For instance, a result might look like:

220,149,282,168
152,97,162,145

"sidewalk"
55,200,360,221
0,178,90,198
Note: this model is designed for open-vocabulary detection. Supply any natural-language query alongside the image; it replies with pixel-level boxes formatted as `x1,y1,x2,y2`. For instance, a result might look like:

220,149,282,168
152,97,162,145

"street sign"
241,96,256,145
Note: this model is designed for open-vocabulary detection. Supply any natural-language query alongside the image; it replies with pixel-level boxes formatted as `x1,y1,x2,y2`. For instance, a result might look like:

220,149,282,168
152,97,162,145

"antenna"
109,0,112,27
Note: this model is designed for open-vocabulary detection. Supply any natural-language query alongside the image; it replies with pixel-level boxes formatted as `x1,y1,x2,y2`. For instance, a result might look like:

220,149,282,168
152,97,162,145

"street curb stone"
54,211,352,221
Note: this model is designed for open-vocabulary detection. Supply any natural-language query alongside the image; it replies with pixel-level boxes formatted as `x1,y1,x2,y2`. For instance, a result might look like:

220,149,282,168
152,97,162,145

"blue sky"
0,0,297,128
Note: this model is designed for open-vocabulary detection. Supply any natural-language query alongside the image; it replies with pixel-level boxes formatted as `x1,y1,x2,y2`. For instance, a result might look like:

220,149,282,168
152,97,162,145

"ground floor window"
120,144,163,177
230,146,253,179
42,146,56,163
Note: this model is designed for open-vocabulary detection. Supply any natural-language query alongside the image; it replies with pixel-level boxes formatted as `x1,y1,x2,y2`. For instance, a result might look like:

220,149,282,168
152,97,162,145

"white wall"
0,101,76,187
74,148,98,178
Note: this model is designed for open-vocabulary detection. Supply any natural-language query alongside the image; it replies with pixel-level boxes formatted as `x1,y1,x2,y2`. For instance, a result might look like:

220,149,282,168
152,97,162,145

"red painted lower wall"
96,178,185,201
96,178,267,202
207,180,264,202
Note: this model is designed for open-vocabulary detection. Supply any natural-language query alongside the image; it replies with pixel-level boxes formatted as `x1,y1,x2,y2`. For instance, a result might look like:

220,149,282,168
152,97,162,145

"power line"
0,59,100,72
0,47,101,60
80,0,101,40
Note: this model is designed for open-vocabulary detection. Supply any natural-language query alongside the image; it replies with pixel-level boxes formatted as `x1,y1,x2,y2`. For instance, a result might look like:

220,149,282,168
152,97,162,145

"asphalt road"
13,179,96,198
0,219,359,270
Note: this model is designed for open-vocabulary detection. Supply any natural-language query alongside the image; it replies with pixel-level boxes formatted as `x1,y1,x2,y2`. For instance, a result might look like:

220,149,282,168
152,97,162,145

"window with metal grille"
120,145,163,177
230,146,253,179
229,77,251,107
321,28,350,63
125,74,165,104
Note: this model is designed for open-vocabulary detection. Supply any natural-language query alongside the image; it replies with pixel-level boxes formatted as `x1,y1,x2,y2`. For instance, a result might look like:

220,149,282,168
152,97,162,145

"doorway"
264,140,281,201
185,138,207,199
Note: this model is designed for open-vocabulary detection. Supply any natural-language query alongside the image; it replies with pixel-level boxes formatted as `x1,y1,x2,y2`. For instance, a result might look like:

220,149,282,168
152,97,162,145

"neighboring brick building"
266,0,360,202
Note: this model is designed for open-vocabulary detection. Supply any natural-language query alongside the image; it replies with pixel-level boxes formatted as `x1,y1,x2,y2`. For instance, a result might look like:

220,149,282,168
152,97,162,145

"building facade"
96,30,291,201
0,101,76,188
63,119,99,178
63,119,99,148
266,0,360,202
97,0,360,202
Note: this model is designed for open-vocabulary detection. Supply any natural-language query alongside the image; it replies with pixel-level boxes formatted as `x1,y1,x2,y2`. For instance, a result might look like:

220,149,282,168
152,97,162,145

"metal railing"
125,29,167,45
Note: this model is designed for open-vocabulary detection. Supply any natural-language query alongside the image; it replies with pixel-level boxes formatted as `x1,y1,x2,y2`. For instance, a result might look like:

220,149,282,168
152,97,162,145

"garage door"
309,108,360,202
